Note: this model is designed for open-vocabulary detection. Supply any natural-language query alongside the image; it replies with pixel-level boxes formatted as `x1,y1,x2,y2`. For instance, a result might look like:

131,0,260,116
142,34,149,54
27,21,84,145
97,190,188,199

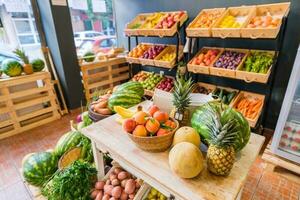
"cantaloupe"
169,142,204,178
172,126,200,147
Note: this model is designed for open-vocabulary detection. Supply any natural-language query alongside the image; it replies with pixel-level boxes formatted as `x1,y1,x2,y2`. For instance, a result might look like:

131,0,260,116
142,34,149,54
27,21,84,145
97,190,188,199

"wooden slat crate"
80,57,129,101
0,72,61,140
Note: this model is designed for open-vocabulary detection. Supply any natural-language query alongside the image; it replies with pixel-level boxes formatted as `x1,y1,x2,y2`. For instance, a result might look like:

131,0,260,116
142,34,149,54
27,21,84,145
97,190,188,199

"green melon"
108,90,142,112
115,81,144,97
54,131,83,157
1,59,23,77
83,52,95,62
191,101,250,152
31,59,45,72
22,152,58,186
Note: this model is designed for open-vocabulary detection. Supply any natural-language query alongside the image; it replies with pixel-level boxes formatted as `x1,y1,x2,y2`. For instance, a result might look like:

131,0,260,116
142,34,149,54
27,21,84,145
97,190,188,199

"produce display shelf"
82,100,266,200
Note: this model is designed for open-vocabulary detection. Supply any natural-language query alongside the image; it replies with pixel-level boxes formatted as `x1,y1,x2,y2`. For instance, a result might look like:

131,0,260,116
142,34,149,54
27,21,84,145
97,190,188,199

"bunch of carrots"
234,96,262,119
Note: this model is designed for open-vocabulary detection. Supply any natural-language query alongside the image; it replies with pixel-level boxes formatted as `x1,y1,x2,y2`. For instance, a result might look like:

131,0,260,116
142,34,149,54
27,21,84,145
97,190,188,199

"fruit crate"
80,57,129,101
192,82,216,95
126,43,153,64
186,8,226,37
187,47,224,75
241,2,290,39
236,50,276,83
210,48,249,78
124,14,150,36
212,6,256,38
0,72,60,140
212,86,239,105
230,91,265,128
153,45,184,68
144,74,170,97
139,45,167,66
99,165,150,200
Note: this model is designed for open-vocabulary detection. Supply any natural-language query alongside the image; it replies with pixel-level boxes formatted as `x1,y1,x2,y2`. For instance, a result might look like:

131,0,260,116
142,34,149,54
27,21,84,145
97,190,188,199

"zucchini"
227,91,237,103
218,89,224,100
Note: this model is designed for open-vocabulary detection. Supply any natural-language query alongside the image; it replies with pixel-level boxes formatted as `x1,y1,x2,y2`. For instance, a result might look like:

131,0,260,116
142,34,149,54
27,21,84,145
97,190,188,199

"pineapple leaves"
13,48,29,64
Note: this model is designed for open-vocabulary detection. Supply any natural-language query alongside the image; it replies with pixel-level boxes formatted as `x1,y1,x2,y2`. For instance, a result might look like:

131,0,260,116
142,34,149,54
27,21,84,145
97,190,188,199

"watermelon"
1,59,22,77
54,131,83,157
108,90,142,112
83,52,95,62
115,81,144,97
31,59,45,72
22,152,58,186
191,102,250,152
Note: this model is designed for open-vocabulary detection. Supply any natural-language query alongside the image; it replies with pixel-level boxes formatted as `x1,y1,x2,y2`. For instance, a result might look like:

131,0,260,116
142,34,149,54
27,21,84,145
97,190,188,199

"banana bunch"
114,106,142,124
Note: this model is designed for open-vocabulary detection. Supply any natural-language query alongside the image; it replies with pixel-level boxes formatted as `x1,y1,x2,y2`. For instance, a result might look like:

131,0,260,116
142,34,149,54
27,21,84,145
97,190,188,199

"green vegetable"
213,88,237,105
243,51,274,74
191,102,250,152
227,91,236,103
42,160,97,200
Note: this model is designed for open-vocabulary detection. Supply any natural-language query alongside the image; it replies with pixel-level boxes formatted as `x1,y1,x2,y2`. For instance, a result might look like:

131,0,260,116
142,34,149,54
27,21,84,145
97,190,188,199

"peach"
148,105,159,117
153,111,169,123
122,119,136,133
133,111,148,125
145,118,160,134
133,125,147,137
157,128,171,136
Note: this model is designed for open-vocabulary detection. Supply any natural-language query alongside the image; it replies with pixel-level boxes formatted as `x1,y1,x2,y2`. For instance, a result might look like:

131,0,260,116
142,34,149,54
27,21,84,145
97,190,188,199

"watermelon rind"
115,81,144,97
54,131,83,157
108,90,142,112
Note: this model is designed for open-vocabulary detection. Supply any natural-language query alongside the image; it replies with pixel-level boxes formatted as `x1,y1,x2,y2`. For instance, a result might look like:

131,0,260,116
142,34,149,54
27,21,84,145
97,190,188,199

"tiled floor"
0,111,299,200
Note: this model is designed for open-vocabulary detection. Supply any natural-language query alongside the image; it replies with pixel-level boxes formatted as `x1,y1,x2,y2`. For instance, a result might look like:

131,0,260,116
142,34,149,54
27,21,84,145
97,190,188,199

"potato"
125,179,136,194
109,174,117,182
120,191,128,200
121,178,129,188
114,167,122,175
109,197,117,200
102,194,110,200
117,171,127,180
95,190,103,200
129,194,135,199
111,186,122,198
106,180,111,185
104,185,113,195
135,181,141,189
95,181,105,190
90,189,100,199
111,179,120,186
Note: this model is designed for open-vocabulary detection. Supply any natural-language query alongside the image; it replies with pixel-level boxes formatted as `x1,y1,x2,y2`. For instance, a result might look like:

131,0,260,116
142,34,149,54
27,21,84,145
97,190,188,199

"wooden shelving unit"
0,72,61,139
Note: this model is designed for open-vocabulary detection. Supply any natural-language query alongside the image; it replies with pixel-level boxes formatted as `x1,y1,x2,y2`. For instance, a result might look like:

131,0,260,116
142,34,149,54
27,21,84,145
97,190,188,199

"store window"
68,0,117,57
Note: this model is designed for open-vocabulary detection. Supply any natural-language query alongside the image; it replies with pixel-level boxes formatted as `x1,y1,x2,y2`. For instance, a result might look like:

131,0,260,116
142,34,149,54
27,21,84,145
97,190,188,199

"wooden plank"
82,100,265,200
14,95,54,110
9,86,51,100
87,73,129,90
17,107,56,122
0,119,14,128
1,73,49,86
80,57,126,70
0,129,17,140
0,106,10,114
262,144,300,175
82,66,129,81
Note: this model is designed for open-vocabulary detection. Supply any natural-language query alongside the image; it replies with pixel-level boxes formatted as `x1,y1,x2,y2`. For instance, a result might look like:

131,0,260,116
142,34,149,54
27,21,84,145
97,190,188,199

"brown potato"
90,189,100,199
102,194,110,200
95,190,103,200
120,191,128,200
117,171,127,180
105,180,111,185
95,181,105,190
124,179,136,194
114,167,122,175
121,179,129,188
111,179,120,186
111,186,122,198
104,185,113,195
109,173,117,182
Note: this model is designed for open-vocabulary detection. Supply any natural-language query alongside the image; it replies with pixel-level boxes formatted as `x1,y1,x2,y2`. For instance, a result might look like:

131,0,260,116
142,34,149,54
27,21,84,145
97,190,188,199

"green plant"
13,49,29,64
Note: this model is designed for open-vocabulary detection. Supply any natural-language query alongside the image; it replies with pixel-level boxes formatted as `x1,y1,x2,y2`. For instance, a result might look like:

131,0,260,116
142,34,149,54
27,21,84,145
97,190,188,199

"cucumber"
227,91,237,103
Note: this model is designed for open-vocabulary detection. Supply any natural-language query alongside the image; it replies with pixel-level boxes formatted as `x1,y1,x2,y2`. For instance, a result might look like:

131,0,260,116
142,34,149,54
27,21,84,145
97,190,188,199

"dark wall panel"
114,0,300,129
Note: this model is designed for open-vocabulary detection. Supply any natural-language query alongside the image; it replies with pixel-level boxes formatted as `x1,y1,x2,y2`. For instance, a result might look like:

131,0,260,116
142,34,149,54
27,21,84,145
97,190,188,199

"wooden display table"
82,101,265,200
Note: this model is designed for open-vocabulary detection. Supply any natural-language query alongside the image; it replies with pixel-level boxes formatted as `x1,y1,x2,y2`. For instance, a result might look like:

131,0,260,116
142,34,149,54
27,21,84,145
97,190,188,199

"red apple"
122,119,136,133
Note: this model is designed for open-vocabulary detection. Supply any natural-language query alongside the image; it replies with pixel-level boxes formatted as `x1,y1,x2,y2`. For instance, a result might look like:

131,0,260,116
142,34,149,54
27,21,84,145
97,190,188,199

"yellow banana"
114,106,135,119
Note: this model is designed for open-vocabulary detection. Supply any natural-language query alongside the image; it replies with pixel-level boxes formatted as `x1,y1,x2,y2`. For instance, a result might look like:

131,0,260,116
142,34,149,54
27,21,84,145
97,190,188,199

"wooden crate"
212,6,255,38
210,48,249,78
153,45,184,68
236,50,275,83
241,2,290,39
186,8,226,37
124,14,150,36
230,91,265,127
0,72,60,140
80,57,129,101
212,86,239,105
187,47,224,74
126,43,152,64
139,44,167,66
129,11,188,37
192,82,216,94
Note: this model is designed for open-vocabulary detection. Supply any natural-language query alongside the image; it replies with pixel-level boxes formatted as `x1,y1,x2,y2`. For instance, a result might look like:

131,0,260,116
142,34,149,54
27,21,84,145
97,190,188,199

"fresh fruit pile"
144,187,167,200
234,96,263,119
141,45,165,59
190,49,219,66
156,77,174,92
128,44,149,58
212,88,237,104
131,71,150,82
123,105,177,137
191,11,223,28
140,73,163,91
193,85,213,95
90,167,142,200
91,93,113,115
214,50,245,70
155,11,185,29
141,13,165,29
219,15,243,28
159,52,176,62
247,15,281,28
243,51,274,73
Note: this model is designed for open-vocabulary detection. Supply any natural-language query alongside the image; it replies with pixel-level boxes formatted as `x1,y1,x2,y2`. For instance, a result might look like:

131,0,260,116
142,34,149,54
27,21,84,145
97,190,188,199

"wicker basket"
88,105,112,122
58,147,82,170
127,118,179,152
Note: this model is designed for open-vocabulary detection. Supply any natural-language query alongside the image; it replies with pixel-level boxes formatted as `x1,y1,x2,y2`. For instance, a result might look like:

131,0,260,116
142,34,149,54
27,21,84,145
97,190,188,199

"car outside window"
99,39,115,48
80,40,94,52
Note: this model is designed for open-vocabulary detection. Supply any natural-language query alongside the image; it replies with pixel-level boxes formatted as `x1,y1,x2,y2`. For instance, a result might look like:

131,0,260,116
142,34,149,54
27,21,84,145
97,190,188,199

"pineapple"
170,73,194,126
205,104,237,176
13,49,33,75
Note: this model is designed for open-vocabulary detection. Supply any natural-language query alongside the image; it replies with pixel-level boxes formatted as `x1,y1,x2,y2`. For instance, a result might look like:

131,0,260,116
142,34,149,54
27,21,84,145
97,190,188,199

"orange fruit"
133,125,147,137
